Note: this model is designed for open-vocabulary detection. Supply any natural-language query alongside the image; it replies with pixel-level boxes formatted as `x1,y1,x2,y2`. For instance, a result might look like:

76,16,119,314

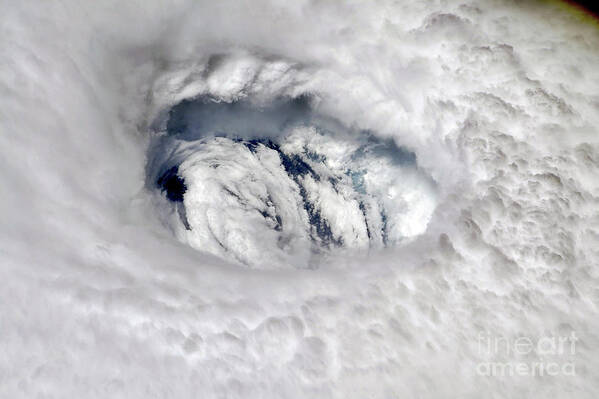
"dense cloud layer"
1,0,599,397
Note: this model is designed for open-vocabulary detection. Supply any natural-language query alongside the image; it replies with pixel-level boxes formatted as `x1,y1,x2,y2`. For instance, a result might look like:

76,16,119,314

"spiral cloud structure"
2,0,599,397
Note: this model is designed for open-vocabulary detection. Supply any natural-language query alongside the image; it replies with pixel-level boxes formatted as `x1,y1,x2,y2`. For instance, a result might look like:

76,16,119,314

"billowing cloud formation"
1,0,599,398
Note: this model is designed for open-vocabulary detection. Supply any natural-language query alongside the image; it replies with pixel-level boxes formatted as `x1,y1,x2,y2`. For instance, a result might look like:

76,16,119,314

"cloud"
1,0,599,397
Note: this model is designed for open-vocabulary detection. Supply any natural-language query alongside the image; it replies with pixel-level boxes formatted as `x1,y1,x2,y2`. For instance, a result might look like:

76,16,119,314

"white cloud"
1,0,599,397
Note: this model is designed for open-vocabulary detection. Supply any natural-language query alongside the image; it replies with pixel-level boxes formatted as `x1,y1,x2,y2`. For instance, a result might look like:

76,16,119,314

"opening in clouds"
147,96,438,268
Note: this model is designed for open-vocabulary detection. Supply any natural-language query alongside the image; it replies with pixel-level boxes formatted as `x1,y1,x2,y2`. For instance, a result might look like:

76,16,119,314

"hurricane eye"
147,95,437,268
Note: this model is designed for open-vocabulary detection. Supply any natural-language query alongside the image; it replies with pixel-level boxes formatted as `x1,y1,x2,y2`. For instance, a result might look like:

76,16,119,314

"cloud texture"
1,0,599,397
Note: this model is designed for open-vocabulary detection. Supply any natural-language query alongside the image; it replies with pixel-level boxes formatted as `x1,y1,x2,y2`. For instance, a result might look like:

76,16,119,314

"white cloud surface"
1,0,599,397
